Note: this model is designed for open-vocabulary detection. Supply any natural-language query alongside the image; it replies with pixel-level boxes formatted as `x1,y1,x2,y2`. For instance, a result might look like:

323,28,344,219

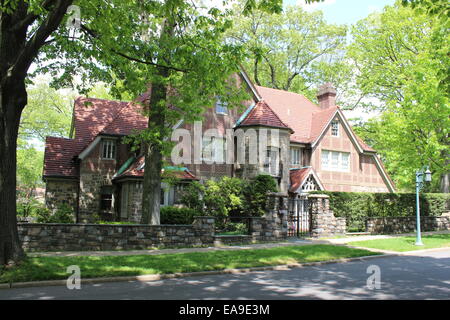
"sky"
289,0,396,25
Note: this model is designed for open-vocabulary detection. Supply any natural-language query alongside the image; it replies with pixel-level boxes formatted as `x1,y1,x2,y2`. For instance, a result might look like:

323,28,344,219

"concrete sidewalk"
27,230,449,258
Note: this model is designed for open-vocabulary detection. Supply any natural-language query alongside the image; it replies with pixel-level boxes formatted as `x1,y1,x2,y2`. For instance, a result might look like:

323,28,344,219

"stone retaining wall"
366,216,450,234
18,217,214,252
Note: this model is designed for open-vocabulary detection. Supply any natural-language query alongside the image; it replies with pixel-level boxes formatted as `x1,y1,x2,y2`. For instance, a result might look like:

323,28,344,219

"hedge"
160,206,198,225
310,191,450,232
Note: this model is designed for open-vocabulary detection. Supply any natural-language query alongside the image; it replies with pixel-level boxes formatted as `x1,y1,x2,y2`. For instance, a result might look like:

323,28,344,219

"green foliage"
16,197,45,220
202,177,246,219
226,3,353,106
180,175,277,219
220,222,248,235
16,144,44,192
160,206,198,225
313,191,450,232
36,204,75,224
242,174,277,217
348,3,450,192
179,181,206,212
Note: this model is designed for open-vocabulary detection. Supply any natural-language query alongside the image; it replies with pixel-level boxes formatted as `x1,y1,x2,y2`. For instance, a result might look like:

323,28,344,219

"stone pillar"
262,193,288,241
308,194,346,237
249,217,263,242
192,216,215,245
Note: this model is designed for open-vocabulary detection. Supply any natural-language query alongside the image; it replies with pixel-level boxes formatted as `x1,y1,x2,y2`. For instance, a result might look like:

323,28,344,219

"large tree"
226,3,355,106
1,0,74,266
348,3,449,192
4,0,327,266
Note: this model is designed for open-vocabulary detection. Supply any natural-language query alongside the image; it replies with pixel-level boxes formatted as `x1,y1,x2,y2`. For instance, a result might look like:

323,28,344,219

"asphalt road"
1,249,449,300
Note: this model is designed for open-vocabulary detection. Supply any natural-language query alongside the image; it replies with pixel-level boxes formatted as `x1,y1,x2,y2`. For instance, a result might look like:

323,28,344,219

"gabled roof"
43,137,80,178
289,167,324,193
235,100,293,132
252,85,375,152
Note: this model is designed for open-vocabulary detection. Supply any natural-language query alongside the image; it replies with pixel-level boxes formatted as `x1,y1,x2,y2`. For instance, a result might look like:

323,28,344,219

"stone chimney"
317,82,336,109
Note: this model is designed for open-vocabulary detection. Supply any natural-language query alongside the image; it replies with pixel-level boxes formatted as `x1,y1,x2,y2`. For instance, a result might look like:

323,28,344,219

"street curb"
0,253,393,290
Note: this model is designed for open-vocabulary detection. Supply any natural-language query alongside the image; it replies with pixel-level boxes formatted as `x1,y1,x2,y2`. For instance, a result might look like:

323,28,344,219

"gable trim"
311,109,364,154
239,67,262,102
372,154,396,192
291,167,325,194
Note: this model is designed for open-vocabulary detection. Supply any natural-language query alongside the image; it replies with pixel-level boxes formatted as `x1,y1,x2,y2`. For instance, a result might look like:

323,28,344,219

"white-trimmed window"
202,136,226,163
331,120,339,137
321,150,350,172
291,148,301,165
215,98,228,115
102,139,116,160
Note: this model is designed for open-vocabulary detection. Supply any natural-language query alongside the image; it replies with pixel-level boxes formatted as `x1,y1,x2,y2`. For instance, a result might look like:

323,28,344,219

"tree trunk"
0,86,27,266
140,80,168,225
440,152,450,193
140,11,175,225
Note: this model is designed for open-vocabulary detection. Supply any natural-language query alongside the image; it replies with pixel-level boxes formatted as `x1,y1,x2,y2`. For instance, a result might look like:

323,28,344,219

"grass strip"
0,244,379,283
351,233,450,252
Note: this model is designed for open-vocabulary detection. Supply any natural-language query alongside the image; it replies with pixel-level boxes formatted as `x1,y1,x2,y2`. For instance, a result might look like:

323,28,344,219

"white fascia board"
372,154,396,192
311,109,364,154
239,69,262,102
78,136,102,160
78,135,119,160
293,168,325,194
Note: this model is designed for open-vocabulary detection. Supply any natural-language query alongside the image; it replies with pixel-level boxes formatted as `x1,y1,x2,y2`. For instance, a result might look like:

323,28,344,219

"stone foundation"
366,216,450,234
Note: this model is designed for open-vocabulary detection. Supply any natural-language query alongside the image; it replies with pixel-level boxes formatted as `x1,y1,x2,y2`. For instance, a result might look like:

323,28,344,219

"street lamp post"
415,166,432,246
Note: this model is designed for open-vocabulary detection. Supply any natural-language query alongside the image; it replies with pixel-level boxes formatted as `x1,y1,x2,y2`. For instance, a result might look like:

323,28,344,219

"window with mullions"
102,139,116,159
215,98,228,114
331,120,339,137
291,148,301,165
321,150,350,172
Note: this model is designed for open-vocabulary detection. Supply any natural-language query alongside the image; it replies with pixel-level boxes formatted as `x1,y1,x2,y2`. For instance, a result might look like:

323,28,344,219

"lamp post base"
415,240,424,246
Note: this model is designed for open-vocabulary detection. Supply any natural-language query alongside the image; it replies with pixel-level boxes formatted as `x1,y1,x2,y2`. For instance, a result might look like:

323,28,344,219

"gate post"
263,192,288,241
308,194,346,238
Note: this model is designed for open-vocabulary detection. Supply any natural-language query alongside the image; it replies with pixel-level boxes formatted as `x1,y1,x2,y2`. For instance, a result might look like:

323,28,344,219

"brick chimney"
317,82,336,109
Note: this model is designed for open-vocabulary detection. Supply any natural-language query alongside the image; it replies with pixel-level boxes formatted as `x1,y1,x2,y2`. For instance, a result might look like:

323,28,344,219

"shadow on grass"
0,245,379,283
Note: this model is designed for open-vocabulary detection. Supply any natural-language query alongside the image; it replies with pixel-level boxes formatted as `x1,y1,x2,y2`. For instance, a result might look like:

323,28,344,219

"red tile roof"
289,167,312,193
44,81,376,179
253,85,374,152
236,100,293,132
44,97,148,179
43,137,80,177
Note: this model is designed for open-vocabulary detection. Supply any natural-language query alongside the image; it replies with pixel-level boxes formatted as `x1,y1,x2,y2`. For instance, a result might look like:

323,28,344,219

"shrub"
160,206,198,225
16,198,45,219
310,191,450,232
36,204,75,223
242,174,278,217
179,181,205,212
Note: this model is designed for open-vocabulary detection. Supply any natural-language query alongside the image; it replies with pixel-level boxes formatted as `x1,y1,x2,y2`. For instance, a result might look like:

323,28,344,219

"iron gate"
288,198,311,237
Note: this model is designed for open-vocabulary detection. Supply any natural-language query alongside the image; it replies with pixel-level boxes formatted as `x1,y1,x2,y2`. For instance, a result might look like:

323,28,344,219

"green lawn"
0,244,379,284
351,233,450,252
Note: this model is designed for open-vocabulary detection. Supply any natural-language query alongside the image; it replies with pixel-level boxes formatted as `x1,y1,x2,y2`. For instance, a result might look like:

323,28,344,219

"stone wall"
18,217,215,252
366,216,450,234
308,194,346,237
45,179,78,214
249,193,288,241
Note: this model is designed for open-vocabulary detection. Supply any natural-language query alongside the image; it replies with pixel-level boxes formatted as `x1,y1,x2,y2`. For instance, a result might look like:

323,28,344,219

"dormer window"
331,120,339,137
102,139,116,160
215,98,228,115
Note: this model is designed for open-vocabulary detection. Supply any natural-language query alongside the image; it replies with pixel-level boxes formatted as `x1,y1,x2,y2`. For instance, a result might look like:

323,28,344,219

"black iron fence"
288,198,311,237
